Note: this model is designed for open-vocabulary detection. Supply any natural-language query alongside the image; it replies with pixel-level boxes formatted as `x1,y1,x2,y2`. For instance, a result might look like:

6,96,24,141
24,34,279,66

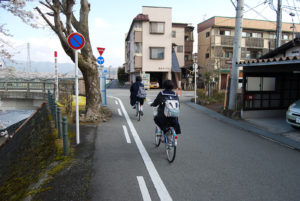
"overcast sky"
1,0,299,69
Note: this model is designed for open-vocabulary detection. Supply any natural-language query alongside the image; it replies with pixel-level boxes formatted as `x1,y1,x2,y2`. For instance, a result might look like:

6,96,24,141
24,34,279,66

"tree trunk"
81,61,101,121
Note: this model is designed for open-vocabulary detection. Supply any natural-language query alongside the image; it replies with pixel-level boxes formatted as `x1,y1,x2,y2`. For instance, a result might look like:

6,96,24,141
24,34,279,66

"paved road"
88,89,300,201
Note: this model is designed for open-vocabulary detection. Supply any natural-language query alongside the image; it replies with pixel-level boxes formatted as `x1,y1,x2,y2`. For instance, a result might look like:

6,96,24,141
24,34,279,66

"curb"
186,102,300,151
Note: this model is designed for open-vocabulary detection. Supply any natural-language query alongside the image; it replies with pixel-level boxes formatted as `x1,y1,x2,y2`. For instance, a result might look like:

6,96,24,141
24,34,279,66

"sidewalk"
186,102,300,150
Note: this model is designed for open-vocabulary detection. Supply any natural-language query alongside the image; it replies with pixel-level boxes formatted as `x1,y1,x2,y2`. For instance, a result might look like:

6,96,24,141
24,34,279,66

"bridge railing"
0,81,55,92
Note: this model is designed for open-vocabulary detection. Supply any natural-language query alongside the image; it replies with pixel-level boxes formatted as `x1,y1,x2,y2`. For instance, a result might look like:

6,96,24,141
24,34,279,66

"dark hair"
163,80,174,90
136,76,142,82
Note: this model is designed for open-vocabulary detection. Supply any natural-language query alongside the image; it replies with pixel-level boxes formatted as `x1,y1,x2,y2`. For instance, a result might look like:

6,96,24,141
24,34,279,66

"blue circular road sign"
68,33,85,50
97,56,104,65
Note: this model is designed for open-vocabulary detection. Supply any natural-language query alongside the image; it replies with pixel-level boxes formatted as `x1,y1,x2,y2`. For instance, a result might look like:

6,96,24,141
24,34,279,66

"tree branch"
35,6,57,33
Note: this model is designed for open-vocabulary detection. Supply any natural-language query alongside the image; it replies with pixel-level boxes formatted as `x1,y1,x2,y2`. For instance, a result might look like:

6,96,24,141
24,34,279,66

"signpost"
96,47,107,106
67,33,85,145
97,47,105,56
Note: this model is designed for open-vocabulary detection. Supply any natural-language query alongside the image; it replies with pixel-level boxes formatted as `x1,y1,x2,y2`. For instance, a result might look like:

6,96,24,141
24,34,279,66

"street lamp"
290,12,296,38
193,54,198,104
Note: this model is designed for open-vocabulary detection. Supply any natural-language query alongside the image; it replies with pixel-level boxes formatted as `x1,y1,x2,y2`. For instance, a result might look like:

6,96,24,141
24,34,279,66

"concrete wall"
241,109,286,119
172,26,185,67
142,6,172,73
0,103,56,200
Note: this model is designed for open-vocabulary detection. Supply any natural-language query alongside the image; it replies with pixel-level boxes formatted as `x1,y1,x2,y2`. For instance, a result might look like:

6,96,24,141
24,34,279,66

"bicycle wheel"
137,102,140,121
165,131,176,163
154,127,161,147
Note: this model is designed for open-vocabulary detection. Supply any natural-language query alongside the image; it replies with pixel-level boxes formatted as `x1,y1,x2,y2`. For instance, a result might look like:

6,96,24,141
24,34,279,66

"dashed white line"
112,96,172,201
137,176,152,201
115,101,118,105
122,125,131,143
118,108,122,116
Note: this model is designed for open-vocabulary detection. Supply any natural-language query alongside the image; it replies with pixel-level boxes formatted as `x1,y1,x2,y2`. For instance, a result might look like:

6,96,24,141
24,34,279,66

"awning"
171,50,181,72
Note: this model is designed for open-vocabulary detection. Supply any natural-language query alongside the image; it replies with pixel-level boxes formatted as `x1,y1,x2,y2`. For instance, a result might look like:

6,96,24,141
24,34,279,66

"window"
225,51,233,58
220,30,230,36
269,33,276,39
242,32,251,37
282,34,289,40
205,53,209,58
246,77,276,91
206,32,210,37
177,46,183,52
150,22,165,34
134,43,142,54
150,47,164,59
252,32,262,38
172,31,176,38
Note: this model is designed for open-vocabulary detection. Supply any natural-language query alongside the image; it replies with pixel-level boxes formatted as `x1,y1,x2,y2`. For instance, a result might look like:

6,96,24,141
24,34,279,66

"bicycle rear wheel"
165,131,176,163
154,127,161,147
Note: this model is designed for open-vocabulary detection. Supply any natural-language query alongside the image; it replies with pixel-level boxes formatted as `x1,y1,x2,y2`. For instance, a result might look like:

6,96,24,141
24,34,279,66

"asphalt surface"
88,89,300,201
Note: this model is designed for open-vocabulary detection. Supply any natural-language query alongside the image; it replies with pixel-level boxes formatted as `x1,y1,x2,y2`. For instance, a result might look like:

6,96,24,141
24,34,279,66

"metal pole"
75,50,80,144
228,0,244,111
62,116,69,155
55,51,58,102
194,63,197,104
275,0,282,48
57,107,62,139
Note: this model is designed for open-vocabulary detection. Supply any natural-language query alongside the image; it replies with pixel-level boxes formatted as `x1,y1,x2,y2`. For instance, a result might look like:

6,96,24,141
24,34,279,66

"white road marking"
122,125,131,144
137,176,152,201
118,108,122,116
112,96,172,201
115,101,119,105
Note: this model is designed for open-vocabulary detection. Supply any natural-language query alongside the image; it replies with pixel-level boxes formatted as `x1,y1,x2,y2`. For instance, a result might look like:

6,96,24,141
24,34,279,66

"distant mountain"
1,60,118,78
2,60,74,74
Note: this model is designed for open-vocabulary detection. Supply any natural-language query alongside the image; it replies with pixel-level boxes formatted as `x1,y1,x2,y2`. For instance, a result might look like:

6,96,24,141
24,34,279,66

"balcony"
134,55,142,69
211,35,234,47
134,31,142,43
245,38,264,48
184,60,193,67
184,41,193,53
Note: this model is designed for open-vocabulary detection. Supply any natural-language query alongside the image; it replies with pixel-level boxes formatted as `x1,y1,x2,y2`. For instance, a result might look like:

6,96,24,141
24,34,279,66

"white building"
125,6,194,88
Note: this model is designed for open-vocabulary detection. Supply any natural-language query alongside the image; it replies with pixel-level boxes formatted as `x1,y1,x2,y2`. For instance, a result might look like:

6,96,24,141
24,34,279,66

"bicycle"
135,100,143,121
153,107,178,163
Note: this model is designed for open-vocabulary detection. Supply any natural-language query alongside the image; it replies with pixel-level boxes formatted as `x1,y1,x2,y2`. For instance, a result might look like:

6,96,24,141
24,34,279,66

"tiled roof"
134,14,149,22
237,56,300,65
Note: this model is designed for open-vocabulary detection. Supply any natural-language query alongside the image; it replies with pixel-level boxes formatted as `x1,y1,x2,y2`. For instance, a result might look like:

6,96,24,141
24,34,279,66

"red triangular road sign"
97,47,105,56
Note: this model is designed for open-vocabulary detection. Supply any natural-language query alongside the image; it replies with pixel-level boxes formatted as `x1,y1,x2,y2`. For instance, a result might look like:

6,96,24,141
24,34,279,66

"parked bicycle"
153,107,178,162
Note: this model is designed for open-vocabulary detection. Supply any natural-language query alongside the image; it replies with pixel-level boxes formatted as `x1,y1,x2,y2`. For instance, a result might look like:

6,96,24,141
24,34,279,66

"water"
0,110,35,129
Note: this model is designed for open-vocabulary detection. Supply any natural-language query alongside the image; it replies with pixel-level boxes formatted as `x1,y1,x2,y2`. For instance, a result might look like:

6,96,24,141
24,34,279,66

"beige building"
197,16,300,90
125,6,194,88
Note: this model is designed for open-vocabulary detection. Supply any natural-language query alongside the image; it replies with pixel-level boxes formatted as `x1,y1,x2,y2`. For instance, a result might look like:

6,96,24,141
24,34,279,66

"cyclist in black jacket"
130,76,145,107
150,80,181,134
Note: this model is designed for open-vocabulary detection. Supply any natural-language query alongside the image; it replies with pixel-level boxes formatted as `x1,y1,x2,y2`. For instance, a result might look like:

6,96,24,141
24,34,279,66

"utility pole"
26,42,31,72
228,0,244,111
275,0,282,48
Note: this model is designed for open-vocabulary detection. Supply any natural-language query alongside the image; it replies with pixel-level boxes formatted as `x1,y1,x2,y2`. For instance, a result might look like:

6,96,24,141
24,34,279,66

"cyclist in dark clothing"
130,75,145,107
150,80,181,134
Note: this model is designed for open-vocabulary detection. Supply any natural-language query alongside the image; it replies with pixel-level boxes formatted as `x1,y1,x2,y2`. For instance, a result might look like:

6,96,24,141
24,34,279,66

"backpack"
162,92,180,117
137,86,147,98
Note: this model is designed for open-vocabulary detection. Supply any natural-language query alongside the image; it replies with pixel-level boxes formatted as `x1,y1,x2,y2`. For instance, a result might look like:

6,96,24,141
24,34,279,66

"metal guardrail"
0,81,55,92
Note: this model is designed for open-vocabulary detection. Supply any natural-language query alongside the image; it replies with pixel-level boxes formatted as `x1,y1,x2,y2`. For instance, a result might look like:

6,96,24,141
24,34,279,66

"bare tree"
1,0,101,121
35,0,101,121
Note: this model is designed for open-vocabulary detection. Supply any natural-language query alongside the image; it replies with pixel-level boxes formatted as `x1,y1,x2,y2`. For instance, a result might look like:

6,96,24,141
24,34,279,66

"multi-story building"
125,6,194,88
197,16,300,90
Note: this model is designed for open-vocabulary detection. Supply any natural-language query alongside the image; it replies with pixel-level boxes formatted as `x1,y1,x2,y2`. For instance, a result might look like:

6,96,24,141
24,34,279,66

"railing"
0,81,55,92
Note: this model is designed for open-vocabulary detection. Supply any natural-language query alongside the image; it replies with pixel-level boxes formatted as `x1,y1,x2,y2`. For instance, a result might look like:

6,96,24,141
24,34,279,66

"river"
0,110,34,129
